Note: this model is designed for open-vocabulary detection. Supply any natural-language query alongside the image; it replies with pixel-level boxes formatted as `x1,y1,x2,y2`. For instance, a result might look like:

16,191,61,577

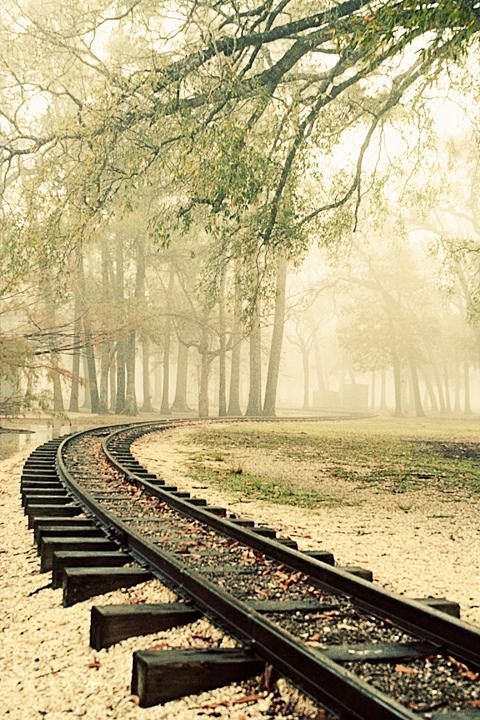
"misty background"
1,1,480,420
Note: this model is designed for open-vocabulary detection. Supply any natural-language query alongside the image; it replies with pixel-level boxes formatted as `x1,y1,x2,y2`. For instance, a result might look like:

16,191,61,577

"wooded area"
1,0,480,418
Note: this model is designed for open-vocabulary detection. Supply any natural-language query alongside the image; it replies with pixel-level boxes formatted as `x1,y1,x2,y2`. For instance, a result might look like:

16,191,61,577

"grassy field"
185,417,480,507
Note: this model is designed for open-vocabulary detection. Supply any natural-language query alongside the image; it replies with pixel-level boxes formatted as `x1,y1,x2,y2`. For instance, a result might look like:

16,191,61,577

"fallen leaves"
273,569,303,590
395,663,417,675
448,656,480,682
262,663,277,692
144,642,170,651
200,693,266,709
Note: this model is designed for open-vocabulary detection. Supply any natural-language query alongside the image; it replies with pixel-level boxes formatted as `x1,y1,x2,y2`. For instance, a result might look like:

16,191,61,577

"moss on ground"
185,417,480,504
187,451,341,507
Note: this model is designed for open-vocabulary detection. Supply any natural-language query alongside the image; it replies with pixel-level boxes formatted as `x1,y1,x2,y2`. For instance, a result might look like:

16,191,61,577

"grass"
187,452,340,508
0,435,21,462
184,417,480,505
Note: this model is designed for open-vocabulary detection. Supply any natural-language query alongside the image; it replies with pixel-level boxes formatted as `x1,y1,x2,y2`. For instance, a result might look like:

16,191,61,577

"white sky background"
6,4,479,251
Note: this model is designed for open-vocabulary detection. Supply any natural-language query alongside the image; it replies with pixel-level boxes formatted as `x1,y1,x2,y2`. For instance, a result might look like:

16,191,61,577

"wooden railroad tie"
21,472,59,481
228,518,255,527
131,648,265,707
22,489,68,506
40,537,118,572
28,505,82,527
52,550,131,588
21,481,61,490
33,517,96,543
90,603,202,649
35,525,103,547
24,494,72,512
304,550,335,565
339,566,374,581
204,506,227,516
63,567,153,606
251,526,276,538
414,596,461,618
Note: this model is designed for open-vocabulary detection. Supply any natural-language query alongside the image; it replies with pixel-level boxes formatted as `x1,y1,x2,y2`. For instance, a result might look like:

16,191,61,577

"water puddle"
0,422,77,461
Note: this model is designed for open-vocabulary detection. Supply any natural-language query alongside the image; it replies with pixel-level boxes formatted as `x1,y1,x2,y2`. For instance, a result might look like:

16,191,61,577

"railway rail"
21,419,480,719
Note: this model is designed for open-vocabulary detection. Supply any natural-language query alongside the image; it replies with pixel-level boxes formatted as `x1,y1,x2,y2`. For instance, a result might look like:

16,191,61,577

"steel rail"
104,420,480,670
54,421,480,719
56,423,419,720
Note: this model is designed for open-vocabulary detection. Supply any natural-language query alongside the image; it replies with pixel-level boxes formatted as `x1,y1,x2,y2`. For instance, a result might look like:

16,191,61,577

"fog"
1,2,480,420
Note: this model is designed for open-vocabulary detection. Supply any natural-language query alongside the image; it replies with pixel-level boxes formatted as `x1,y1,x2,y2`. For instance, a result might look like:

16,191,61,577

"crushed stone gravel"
1,444,324,720
132,426,480,627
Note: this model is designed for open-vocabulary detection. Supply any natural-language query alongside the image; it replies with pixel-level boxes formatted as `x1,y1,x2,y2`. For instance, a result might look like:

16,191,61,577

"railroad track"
21,419,480,719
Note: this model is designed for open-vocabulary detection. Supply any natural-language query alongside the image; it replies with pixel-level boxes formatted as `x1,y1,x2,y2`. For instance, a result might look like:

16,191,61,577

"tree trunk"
245,305,262,416
83,318,100,413
171,341,190,412
443,366,451,413
227,284,242,416
80,354,91,410
409,361,425,417
124,232,147,416
160,326,171,413
44,292,63,412
141,337,153,412
218,273,227,417
433,365,446,412
302,343,310,411
380,367,387,411
69,283,81,412
464,361,472,414
161,269,174,414
115,342,126,412
454,357,461,414
50,352,64,412
99,350,110,412
99,243,112,413
313,334,327,396
124,330,138,415
370,370,376,411
421,369,438,413
115,236,126,414
263,255,287,417
198,326,210,418
392,352,402,417
109,360,116,412
78,253,100,413
153,348,162,407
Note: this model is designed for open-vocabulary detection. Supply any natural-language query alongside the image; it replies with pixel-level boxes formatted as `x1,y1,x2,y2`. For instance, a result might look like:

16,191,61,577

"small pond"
0,422,78,461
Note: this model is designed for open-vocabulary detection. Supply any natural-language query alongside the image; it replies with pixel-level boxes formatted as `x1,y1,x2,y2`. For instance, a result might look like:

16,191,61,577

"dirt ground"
133,421,480,626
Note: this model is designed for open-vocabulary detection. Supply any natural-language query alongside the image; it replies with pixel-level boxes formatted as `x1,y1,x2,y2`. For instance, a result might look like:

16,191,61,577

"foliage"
2,0,480,290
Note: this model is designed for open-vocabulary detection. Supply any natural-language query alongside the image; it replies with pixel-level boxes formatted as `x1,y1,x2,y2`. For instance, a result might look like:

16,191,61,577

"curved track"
22,419,480,719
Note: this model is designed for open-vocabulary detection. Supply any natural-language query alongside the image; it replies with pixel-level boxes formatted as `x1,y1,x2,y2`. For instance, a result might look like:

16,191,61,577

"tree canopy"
2,0,480,285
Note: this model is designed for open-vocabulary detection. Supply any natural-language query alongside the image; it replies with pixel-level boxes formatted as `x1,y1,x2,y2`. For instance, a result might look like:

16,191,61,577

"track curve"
22,419,480,719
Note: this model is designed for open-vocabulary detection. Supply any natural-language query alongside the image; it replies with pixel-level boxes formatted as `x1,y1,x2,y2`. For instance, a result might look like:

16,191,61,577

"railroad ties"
23,434,153,606
21,422,480,719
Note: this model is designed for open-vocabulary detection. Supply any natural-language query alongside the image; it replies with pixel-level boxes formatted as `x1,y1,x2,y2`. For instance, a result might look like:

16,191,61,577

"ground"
133,415,480,626
1,412,479,719
0,414,317,720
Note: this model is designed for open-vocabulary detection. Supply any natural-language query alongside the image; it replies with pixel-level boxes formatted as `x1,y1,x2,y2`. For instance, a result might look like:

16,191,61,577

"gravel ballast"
3,419,480,719
132,425,480,627
0,446,321,720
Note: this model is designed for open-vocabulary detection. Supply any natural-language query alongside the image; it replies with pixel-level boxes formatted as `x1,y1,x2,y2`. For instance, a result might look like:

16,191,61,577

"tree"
2,1,480,420
2,0,480,288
